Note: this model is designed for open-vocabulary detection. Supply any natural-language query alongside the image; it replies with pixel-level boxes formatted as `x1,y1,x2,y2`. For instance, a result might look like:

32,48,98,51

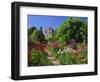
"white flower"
62,47,73,53
57,49,61,54
61,51,64,54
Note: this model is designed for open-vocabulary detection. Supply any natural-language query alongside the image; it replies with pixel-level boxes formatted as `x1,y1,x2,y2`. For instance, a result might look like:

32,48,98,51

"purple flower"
68,39,77,48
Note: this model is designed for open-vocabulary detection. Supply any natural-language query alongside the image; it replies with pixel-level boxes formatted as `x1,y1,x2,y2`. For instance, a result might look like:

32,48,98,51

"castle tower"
45,27,54,39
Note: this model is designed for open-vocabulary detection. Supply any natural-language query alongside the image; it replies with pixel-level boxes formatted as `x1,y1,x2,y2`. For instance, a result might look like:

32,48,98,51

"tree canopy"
29,26,46,43
51,17,87,44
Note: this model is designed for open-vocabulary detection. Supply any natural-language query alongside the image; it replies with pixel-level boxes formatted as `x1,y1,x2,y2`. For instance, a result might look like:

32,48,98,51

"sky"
28,15,87,31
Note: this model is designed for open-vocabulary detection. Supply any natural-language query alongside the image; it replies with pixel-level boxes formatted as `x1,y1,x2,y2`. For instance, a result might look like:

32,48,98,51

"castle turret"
45,27,54,39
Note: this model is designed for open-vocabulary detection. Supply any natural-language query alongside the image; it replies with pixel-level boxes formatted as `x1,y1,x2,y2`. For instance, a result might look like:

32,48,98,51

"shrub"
60,53,72,65
30,50,52,66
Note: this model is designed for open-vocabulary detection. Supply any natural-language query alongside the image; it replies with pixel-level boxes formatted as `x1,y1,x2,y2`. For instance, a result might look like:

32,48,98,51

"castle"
44,27,54,39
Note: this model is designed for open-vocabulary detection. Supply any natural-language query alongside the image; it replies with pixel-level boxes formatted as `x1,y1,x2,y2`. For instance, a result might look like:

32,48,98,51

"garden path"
44,49,60,65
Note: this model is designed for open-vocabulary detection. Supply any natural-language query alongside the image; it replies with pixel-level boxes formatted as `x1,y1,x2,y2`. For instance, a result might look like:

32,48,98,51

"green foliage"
30,50,40,65
30,29,39,41
30,50,52,66
60,53,72,65
47,47,54,53
52,17,87,44
29,26,46,43
28,26,37,36
38,30,46,43
71,55,83,64
48,47,87,65
80,51,87,58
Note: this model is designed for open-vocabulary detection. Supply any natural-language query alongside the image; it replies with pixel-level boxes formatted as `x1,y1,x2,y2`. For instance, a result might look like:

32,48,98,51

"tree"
40,26,43,31
28,26,37,36
29,26,47,44
38,29,46,43
30,29,39,41
52,17,87,44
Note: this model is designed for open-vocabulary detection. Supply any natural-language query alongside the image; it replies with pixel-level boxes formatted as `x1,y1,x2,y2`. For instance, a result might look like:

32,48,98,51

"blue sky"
28,15,87,31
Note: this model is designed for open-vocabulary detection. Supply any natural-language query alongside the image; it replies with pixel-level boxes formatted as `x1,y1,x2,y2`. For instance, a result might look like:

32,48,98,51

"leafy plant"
30,50,52,66
52,17,87,44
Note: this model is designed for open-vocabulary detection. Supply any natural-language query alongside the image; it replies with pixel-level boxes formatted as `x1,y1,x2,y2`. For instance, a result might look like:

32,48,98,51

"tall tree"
40,26,43,31
28,26,37,36
29,26,46,43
